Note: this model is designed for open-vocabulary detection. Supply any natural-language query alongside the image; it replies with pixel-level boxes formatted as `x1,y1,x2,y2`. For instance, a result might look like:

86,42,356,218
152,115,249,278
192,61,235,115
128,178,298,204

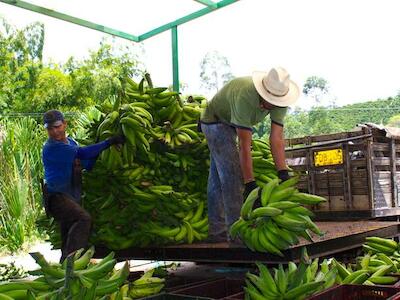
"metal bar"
0,0,140,42
171,26,179,92
193,0,218,8
138,0,238,41
285,134,373,152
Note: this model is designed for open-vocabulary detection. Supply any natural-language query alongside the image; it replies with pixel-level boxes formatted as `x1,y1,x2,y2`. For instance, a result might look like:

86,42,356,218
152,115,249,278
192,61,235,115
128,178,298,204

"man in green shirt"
200,67,300,243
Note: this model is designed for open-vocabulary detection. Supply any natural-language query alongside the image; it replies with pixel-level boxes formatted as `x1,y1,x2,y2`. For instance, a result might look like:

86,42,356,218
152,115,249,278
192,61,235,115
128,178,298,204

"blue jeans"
201,123,243,239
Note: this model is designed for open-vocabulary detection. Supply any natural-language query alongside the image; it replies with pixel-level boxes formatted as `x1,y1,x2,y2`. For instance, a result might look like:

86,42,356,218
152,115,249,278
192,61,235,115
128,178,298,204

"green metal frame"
0,0,239,92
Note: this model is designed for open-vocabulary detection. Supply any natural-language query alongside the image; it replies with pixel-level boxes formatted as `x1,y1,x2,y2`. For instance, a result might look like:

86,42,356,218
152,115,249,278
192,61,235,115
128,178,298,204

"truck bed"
94,221,400,263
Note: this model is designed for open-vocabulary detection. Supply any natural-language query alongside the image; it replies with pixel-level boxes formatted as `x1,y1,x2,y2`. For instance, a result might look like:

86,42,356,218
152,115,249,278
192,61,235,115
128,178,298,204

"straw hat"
252,67,299,107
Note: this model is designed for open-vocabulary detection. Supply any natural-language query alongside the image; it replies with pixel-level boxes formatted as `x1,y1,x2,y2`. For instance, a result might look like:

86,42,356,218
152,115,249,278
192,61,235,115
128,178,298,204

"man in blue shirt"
42,110,124,262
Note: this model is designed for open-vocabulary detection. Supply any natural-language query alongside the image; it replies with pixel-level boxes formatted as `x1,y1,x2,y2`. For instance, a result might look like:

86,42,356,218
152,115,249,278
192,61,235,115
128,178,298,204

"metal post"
171,26,179,93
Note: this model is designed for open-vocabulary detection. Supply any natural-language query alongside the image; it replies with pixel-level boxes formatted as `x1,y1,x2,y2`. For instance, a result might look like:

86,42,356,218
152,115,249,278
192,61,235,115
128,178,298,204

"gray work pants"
201,123,243,240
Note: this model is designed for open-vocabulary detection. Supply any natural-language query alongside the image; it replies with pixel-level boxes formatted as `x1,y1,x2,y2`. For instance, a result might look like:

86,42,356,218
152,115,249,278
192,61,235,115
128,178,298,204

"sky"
1,0,400,108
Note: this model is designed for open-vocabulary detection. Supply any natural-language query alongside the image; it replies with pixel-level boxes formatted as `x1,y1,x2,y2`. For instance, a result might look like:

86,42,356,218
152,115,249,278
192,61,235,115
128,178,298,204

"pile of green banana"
230,178,326,256
40,74,211,250
0,262,27,281
0,247,165,299
327,237,400,286
332,255,399,286
245,248,337,300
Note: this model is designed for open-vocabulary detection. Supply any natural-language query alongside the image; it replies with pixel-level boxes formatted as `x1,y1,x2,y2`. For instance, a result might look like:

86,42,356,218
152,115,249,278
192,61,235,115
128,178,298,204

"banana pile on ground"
229,178,326,256
329,237,400,286
0,262,27,281
245,248,336,299
0,247,165,299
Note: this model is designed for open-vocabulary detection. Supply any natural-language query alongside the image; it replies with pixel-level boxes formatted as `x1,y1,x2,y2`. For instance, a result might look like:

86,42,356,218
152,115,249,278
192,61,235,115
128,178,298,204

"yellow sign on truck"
314,148,343,167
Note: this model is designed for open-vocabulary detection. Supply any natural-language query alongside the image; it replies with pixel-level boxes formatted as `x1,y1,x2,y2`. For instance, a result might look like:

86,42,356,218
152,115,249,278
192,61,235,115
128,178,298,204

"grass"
0,117,46,254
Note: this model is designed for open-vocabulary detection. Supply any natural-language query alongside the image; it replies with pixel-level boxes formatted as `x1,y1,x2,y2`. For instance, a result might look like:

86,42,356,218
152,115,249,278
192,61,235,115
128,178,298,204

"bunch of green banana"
0,247,164,299
362,236,399,256
145,201,209,244
151,123,202,148
332,254,399,285
326,237,400,286
251,139,279,186
129,269,165,299
230,178,326,256
245,248,336,300
0,262,27,281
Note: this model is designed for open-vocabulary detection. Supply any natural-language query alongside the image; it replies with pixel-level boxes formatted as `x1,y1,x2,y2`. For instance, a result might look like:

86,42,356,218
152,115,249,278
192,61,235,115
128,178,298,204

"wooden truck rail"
285,124,400,220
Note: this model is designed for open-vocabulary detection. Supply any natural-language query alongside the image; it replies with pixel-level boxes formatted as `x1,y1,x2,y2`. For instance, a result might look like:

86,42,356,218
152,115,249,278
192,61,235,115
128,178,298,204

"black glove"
107,135,126,145
278,169,290,182
243,180,258,200
197,120,203,133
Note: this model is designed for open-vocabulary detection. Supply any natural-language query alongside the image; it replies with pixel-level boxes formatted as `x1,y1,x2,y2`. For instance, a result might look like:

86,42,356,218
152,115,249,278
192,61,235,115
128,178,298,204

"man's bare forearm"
270,134,287,171
239,145,254,183
237,128,254,183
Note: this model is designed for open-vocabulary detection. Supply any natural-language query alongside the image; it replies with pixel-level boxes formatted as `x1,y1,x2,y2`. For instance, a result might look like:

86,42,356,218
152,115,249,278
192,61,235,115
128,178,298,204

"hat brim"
252,71,300,107
44,120,63,129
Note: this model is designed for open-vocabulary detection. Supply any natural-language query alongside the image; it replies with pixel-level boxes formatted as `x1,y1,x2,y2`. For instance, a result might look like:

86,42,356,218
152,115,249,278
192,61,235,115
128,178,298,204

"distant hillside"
331,96,400,129
255,95,400,139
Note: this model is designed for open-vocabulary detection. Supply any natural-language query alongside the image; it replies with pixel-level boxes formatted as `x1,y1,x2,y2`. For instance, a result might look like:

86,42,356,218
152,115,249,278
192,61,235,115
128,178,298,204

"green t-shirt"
201,77,287,129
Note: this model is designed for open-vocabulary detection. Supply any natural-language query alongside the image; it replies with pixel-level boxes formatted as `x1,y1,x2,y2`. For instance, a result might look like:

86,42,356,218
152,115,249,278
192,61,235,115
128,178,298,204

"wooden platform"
94,221,400,263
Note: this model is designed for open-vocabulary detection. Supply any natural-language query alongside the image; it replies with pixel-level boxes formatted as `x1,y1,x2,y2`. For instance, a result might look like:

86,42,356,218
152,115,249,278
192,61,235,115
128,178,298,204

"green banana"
260,179,279,206
250,206,283,218
368,276,398,284
365,237,398,250
283,281,321,299
267,201,300,210
289,192,327,205
240,187,260,220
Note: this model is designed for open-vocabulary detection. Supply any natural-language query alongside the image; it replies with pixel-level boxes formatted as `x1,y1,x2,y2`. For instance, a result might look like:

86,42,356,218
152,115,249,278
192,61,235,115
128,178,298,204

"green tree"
284,108,309,139
199,50,234,94
253,121,271,139
0,17,43,112
63,39,144,106
303,76,329,105
308,106,344,135
23,22,45,61
0,16,144,113
27,67,73,112
386,114,400,127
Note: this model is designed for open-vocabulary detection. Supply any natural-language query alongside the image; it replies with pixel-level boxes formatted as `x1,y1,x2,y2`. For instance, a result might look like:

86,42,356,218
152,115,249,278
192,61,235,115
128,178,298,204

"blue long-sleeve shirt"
42,137,110,200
